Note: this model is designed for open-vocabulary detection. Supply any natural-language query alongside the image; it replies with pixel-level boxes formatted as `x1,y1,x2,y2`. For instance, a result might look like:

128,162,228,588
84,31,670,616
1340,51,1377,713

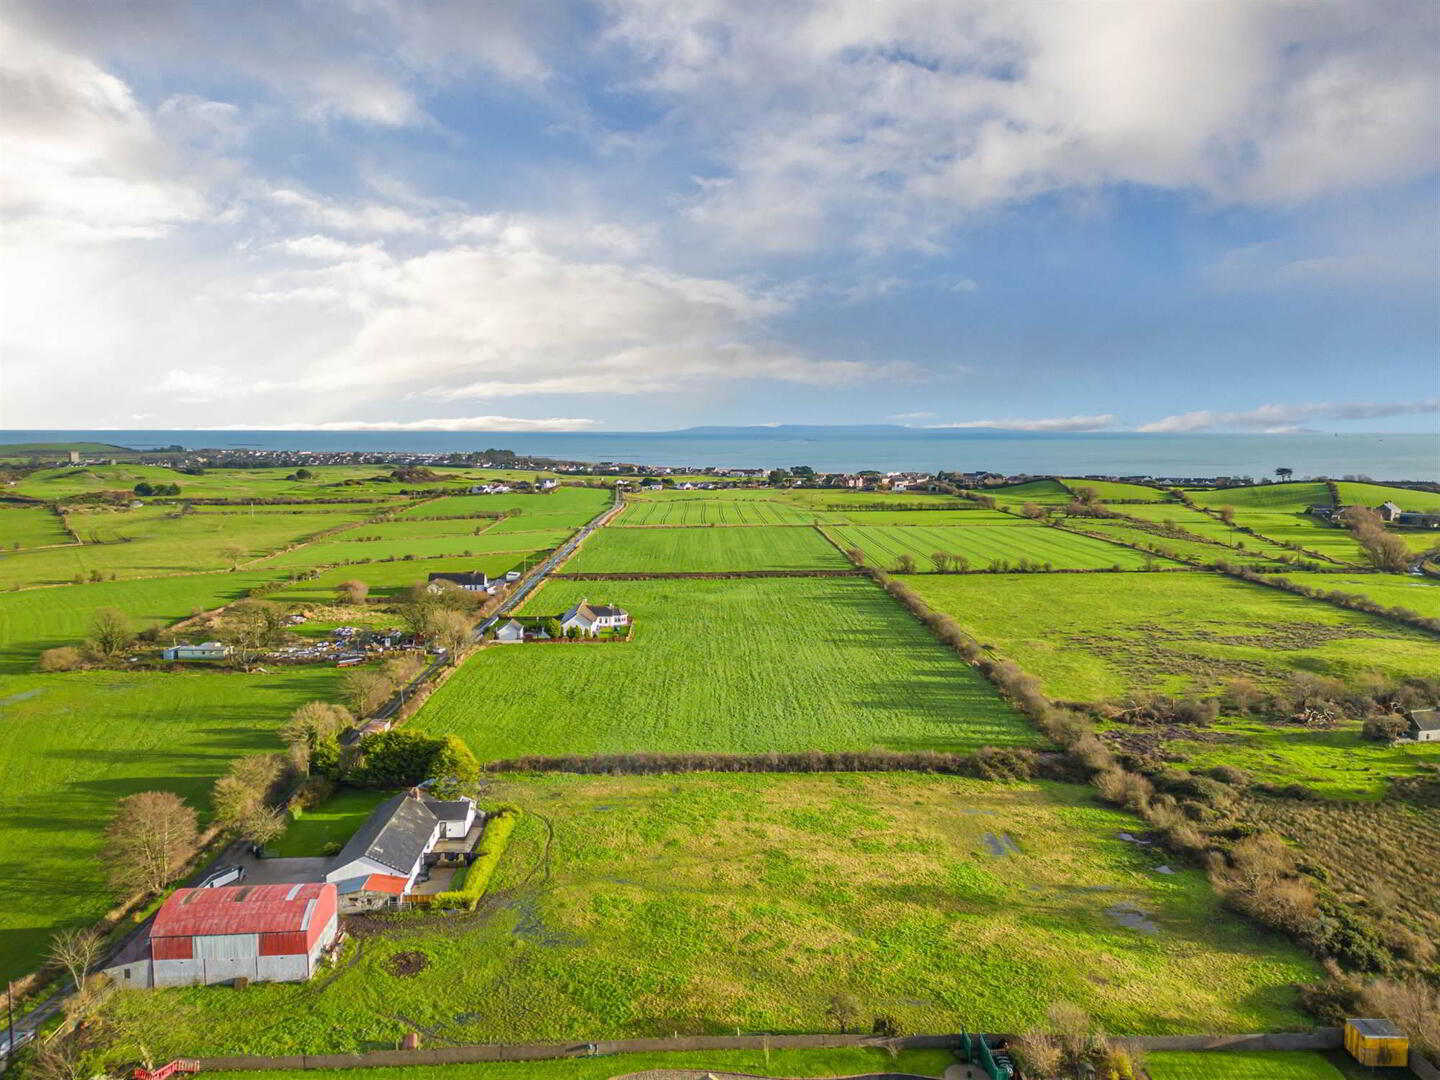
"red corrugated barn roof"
153,883,334,937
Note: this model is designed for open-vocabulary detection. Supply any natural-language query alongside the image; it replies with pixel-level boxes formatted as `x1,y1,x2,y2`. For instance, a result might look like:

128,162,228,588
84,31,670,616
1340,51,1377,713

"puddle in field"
1154,864,1177,875
1105,903,1160,934
1117,832,1153,846
982,832,1020,856
0,689,43,708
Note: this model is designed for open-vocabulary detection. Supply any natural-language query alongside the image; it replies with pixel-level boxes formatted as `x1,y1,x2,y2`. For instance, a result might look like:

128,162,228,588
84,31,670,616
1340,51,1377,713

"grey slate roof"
333,793,438,876
429,571,490,587
422,798,473,821
1410,709,1440,731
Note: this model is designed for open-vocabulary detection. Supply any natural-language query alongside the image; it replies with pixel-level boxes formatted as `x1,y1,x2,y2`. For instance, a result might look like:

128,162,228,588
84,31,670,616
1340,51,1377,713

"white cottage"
558,598,630,634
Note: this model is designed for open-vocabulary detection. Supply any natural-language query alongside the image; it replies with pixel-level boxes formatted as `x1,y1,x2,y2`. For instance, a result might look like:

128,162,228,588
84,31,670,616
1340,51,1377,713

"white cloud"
891,411,937,421
1137,399,1440,433
928,414,1118,432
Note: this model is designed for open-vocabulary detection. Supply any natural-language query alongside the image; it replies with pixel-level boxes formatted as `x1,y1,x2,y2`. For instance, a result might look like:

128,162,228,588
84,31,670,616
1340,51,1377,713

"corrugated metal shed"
153,883,333,937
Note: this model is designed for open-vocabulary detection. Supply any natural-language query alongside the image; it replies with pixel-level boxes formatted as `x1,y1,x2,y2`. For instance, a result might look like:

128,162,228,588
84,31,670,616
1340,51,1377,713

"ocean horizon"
2,428,1437,481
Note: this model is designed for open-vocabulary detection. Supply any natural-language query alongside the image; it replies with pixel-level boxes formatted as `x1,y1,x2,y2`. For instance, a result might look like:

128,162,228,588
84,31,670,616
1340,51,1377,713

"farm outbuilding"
1344,1017,1408,1067
1407,709,1440,742
103,883,338,988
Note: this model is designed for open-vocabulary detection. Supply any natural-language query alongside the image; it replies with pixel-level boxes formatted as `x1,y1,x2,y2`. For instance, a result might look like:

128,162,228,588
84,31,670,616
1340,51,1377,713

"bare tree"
844,547,867,568
219,541,248,569
929,551,950,573
335,579,369,606
87,607,134,657
106,792,198,896
1344,506,1412,571
826,993,861,1034
1020,501,1046,520
1218,505,1237,525
339,668,393,716
47,928,104,988
238,805,288,850
893,553,916,574
280,701,352,746
430,609,473,661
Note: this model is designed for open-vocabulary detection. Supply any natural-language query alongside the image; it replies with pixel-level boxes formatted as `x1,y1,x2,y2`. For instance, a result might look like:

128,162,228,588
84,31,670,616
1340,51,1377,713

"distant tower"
68,450,80,464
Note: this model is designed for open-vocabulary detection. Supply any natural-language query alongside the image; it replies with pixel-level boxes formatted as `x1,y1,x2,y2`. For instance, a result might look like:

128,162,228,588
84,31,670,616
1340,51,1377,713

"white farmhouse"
558,598,630,634
162,641,231,661
325,791,477,898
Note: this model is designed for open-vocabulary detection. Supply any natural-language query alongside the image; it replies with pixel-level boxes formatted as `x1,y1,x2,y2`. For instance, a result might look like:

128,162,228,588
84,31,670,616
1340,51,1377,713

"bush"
37,646,82,672
1362,714,1410,743
428,807,520,910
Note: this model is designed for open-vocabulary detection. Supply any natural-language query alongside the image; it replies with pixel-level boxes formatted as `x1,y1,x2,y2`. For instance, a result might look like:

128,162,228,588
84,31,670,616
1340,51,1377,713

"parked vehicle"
197,864,245,889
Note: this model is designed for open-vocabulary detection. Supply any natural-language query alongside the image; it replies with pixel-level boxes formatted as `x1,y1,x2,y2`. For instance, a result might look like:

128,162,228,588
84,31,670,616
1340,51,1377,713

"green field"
265,532,567,567
618,497,832,526
565,525,849,573
1273,571,1440,617
818,509,1018,526
11,464,409,501
486,512,598,535
824,522,1171,570
0,505,71,548
1145,1050,1348,1079
1077,521,1298,570
1156,716,1440,800
270,787,394,857
93,773,1317,1057
1188,482,1331,512
906,571,1440,700
0,570,286,672
262,555,537,607
983,479,1075,506
0,665,342,981
1059,478,1169,501
217,1048,958,1080
1333,481,1440,513
398,487,609,525
416,576,1036,759
0,506,379,587
1226,512,1366,564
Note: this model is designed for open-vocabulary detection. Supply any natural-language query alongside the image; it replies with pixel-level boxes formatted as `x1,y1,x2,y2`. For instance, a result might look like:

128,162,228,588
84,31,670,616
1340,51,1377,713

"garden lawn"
824,522,1173,570
1144,1050,1347,1079
0,506,71,548
618,497,832,526
93,774,1318,1058
0,665,342,981
216,1048,958,1080
565,525,849,572
0,570,285,672
1273,571,1440,618
270,787,395,857
416,576,1035,758
905,571,1440,700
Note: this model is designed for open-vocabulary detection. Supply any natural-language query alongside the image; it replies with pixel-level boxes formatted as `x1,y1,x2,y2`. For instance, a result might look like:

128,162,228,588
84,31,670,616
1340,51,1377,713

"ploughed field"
824,521,1177,571
92,774,1318,1058
564,524,850,573
415,576,1037,759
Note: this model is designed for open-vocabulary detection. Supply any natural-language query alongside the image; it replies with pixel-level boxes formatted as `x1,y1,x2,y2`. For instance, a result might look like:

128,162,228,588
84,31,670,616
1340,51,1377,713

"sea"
2,429,1437,481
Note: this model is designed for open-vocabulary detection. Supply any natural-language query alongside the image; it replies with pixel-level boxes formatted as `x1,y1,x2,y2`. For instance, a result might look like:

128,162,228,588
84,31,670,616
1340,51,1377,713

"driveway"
231,853,333,885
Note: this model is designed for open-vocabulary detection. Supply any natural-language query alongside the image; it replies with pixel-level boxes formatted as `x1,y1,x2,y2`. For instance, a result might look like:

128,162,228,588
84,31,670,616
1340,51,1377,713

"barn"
104,883,338,989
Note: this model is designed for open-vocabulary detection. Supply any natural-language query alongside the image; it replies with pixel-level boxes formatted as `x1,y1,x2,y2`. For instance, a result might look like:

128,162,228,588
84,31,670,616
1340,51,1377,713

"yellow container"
1345,1017,1409,1067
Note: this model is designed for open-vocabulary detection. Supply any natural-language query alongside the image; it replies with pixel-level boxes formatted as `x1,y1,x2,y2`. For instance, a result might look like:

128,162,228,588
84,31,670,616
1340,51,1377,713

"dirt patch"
386,950,430,977
1105,902,1160,934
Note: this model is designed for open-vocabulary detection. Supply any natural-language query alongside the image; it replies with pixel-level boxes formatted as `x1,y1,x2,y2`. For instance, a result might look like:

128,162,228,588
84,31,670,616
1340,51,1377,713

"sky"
1,0,1437,435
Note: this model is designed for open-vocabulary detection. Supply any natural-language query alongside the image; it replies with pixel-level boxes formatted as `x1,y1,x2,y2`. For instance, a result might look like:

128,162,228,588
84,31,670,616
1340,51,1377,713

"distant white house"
559,598,630,634
427,571,495,593
162,641,230,661
494,619,526,644
538,478,558,490
469,483,512,495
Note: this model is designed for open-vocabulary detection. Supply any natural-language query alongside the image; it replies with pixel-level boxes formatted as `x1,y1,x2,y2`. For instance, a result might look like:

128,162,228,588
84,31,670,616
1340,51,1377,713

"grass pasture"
566,525,849,573
906,571,1440,700
416,576,1036,759
825,522,1170,570
618,497,831,526
0,665,342,981
1225,512,1366,564
1273,571,1440,618
94,773,1316,1057
0,570,286,672
1060,478,1169,501
398,487,609,525
264,531,568,568
0,505,71,549
983,479,1075,506
819,508,1018,526
1187,482,1331,512
0,506,380,587
1333,481,1440,513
